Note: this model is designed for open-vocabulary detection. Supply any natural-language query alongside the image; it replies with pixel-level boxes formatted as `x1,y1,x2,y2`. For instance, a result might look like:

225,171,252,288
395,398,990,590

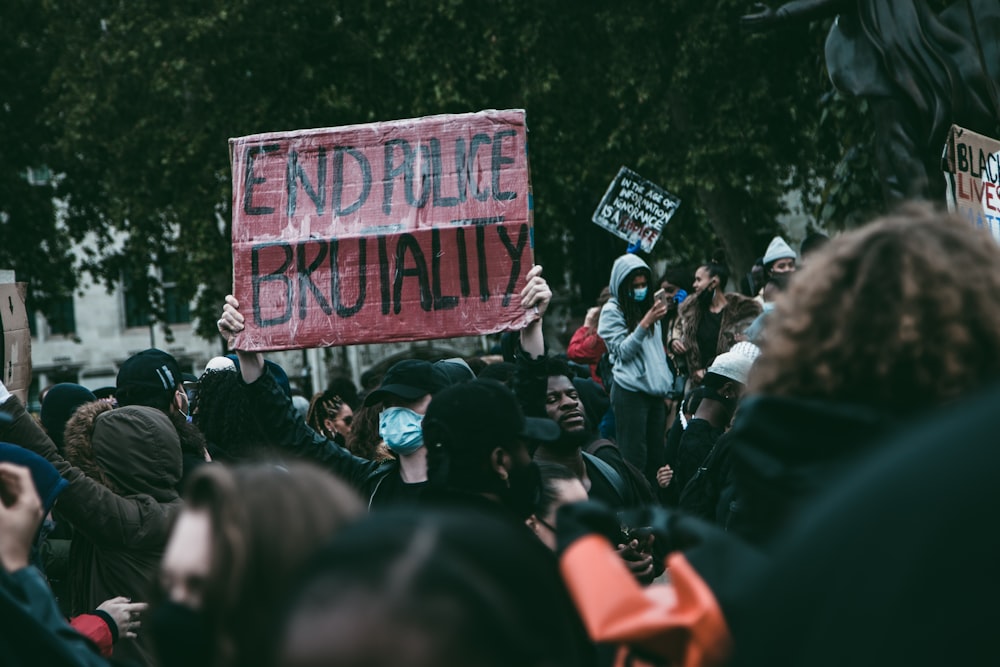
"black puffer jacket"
726,395,896,547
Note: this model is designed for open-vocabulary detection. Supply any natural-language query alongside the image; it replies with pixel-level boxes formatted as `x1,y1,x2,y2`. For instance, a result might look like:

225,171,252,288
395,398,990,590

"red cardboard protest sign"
229,110,535,351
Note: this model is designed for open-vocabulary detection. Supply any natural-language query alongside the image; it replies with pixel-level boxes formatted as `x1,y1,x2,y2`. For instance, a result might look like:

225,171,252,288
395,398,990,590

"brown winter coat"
1,397,182,667
677,293,762,374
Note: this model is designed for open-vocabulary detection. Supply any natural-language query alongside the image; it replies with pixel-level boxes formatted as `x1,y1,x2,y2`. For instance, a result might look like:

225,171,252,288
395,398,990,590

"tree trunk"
696,181,757,286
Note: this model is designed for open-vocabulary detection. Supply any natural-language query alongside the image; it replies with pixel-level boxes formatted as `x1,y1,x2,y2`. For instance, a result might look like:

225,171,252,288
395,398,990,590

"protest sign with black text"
229,109,534,351
591,167,680,252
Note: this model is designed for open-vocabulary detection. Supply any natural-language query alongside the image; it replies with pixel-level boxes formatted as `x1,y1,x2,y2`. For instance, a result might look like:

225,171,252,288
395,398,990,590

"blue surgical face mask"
379,407,425,455
177,390,193,423
632,287,648,302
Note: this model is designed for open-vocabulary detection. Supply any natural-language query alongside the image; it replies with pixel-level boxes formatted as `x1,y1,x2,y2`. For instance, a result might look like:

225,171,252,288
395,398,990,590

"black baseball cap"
92,386,117,400
434,358,476,386
116,349,183,405
422,378,561,451
363,359,449,407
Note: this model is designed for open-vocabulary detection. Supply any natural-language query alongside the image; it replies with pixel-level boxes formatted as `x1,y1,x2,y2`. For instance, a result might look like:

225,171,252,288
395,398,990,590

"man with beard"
528,358,660,585
504,265,651,512
115,349,210,489
536,359,653,512
498,264,662,583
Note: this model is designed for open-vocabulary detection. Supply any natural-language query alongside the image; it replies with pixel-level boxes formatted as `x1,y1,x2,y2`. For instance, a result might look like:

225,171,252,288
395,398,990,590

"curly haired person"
728,202,1000,545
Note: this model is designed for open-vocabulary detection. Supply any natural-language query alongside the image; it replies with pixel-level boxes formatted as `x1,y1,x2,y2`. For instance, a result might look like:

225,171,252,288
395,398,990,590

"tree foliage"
0,0,77,314
4,0,889,334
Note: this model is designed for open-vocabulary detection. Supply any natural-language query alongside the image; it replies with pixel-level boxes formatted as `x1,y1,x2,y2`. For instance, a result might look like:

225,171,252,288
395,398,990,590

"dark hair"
193,370,270,462
659,267,694,294
700,261,730,287
306,390,346,440
464,357,489,376
543,357,576,384
532,461,579,521
476,361,517,388
277,507,591,667
345,401,392,462
800,230,830,257
619,266,653,332
326,376,360,410
165,462,363,667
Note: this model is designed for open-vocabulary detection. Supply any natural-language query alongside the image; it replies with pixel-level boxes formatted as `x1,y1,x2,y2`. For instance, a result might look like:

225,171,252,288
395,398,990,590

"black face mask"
693,386,738,421
768,272,791,291
501,461,542,521
149,601,216,667
697,282,716,305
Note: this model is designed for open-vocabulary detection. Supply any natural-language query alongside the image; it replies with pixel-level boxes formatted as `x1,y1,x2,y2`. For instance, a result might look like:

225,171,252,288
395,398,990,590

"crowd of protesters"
1,202,998,666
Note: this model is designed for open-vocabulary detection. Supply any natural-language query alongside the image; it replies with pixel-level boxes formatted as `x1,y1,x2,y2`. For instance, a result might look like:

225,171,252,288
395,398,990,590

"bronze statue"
742,0,1000,205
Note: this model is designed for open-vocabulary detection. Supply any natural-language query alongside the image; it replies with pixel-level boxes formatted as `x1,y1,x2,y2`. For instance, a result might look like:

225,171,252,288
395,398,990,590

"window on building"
161,260,191,325
25,295,75,337
123,274,151,329
123,254,192,328
47,296,76,335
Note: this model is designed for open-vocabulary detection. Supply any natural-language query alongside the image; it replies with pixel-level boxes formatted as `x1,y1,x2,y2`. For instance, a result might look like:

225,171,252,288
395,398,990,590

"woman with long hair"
276,506,594,667
150,462,363,667
305,390,354,446
672,262,761,386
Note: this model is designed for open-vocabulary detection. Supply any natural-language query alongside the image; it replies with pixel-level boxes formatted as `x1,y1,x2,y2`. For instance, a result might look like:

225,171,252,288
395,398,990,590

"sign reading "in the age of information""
591,167,680,252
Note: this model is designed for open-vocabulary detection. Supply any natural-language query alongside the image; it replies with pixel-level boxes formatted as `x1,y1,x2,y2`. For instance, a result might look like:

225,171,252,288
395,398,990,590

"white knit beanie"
763,236,796,265
706,341,761,385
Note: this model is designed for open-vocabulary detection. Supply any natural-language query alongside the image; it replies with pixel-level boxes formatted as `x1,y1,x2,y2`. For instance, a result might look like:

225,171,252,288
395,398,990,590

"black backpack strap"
582,451,626,505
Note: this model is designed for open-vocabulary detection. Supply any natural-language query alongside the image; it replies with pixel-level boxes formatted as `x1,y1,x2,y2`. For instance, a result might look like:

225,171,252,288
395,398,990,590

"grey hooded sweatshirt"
597,254,674,397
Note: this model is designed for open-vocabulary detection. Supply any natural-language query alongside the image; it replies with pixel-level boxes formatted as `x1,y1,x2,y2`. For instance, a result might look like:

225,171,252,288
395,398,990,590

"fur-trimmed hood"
63,401,181,502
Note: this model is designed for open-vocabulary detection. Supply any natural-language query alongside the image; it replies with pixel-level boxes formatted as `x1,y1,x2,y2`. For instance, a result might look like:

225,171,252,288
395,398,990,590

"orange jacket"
560,535,731,667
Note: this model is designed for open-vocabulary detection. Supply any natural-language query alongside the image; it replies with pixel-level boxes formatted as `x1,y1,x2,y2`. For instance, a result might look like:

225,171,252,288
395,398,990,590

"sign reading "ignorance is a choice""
229,109,535,351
